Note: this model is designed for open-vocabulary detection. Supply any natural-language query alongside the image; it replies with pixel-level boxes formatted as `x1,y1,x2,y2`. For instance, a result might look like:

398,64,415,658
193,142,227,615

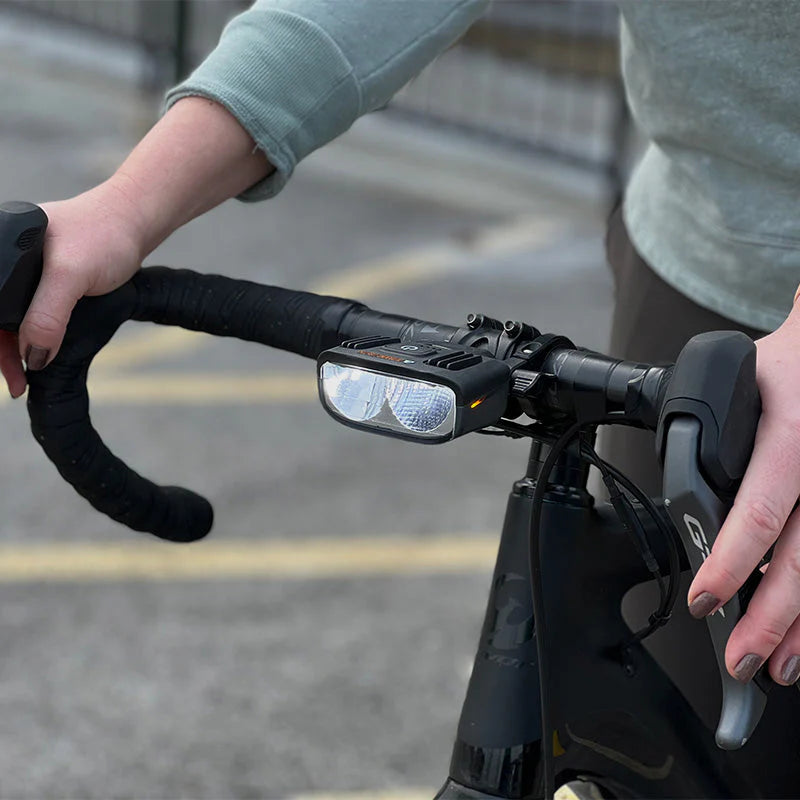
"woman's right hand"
0,97,275,399
0,180,147,398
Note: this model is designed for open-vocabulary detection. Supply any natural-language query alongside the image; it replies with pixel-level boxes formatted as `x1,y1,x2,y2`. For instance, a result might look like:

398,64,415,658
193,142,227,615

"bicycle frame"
435,438,787,800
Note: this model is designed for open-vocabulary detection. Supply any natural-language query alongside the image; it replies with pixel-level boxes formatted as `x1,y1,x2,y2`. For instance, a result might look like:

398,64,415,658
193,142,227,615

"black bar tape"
131,267,365,359
26,268,366,542
26,282,213,541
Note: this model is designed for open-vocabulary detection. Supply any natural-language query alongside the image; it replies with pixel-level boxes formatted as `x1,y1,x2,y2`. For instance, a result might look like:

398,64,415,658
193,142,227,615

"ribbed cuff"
163,8,360,201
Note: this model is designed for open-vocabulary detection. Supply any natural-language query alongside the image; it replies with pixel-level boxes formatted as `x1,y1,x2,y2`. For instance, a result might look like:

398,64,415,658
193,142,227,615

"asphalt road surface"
0,33,612,800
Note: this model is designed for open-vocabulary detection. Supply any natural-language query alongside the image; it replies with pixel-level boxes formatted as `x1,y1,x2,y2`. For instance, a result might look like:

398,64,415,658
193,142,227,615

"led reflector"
388,380,454,432
320,363,391,422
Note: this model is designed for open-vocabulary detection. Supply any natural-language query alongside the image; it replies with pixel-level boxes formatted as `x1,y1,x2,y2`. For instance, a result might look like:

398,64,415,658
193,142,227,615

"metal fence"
0,0,245,86
1,0,626,193
391,1,626,196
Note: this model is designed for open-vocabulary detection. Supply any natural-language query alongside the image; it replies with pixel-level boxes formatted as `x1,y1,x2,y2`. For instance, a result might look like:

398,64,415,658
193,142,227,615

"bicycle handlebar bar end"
25,284,215,543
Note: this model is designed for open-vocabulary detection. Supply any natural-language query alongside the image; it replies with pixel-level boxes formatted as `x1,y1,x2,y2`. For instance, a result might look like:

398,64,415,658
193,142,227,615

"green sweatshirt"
165,0,800,333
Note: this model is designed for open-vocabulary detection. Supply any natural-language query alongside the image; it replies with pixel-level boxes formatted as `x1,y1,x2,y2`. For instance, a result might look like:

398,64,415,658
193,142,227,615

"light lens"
320,363,391,422
387,380,454,433
320,362,456,439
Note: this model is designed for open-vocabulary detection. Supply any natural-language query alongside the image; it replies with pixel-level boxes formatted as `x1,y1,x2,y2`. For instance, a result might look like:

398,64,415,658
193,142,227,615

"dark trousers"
601,208,800,795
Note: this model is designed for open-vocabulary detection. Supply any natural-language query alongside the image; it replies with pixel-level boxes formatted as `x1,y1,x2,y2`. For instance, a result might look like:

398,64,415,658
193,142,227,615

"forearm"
106,96,274,255
165,0,489,201
0,0,486,393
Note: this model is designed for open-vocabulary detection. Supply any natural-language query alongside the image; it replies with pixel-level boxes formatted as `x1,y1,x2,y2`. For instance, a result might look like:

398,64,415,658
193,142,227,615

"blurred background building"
0,3,634,799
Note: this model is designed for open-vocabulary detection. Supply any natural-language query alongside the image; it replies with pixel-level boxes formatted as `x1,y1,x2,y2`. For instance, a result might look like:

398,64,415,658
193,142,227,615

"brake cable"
527,420,582,799
581,444,682,643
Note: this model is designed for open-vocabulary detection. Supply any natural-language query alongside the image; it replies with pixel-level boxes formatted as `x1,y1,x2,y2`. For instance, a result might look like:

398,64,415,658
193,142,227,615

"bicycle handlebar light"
318,337,510,443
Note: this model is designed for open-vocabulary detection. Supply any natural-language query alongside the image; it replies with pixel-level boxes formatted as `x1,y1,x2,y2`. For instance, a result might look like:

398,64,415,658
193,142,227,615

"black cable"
583,445,682,642
583,449,666,599
529,415,681,798
598,455,682,636
481,408,679,797
607,479,681,643
528,420,583,800
528,413,633,799
580,437,667,610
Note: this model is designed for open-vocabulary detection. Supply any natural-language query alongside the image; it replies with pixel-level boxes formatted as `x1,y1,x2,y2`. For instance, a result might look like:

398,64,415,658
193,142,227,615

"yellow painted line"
0,536,497,583
310,245,459,299
0,372,316,406
85,372,316,404
309,216,559,298
93,216,560,373
92,327,206,372
292,792,433,800
291,782,604,799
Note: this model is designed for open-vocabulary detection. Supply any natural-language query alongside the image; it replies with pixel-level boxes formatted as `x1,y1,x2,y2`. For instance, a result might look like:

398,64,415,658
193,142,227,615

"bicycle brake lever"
657,331,768,749
0,201,47,330
662,415,770,749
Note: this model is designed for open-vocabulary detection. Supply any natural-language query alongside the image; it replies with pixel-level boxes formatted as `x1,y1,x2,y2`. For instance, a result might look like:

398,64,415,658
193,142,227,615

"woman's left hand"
687,308,800,686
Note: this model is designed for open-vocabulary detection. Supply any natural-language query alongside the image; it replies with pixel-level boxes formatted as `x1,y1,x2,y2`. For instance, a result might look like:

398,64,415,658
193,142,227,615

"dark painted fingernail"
688,592,720,619
24,345,49,371
734,654,763,683
781,656,800,685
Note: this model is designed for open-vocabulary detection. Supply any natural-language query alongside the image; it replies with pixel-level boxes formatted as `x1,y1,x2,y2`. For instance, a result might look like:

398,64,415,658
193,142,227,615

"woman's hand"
0,181,147,398
687,308,800,687
0,97,274,399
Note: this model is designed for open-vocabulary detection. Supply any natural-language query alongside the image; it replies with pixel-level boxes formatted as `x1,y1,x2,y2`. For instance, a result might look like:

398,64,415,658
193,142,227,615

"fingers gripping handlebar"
27,267,368,542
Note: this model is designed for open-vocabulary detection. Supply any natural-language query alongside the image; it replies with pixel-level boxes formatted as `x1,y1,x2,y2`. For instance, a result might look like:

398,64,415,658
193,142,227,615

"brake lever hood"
658,332,770,749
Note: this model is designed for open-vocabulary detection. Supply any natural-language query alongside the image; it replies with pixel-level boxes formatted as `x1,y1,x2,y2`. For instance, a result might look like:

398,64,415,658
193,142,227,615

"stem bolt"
466,313,484,329
504,320,522,338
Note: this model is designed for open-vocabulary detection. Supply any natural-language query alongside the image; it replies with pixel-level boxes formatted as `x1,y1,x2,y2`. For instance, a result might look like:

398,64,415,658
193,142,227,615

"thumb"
19,266,85,371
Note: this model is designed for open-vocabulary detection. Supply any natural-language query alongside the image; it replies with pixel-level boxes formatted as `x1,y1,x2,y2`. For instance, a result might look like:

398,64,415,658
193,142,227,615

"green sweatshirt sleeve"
164,0,489,200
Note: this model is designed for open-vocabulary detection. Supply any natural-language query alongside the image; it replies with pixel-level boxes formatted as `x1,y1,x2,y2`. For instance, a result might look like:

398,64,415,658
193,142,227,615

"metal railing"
390,1,626,197
1,0,627,194
0,0,245,87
